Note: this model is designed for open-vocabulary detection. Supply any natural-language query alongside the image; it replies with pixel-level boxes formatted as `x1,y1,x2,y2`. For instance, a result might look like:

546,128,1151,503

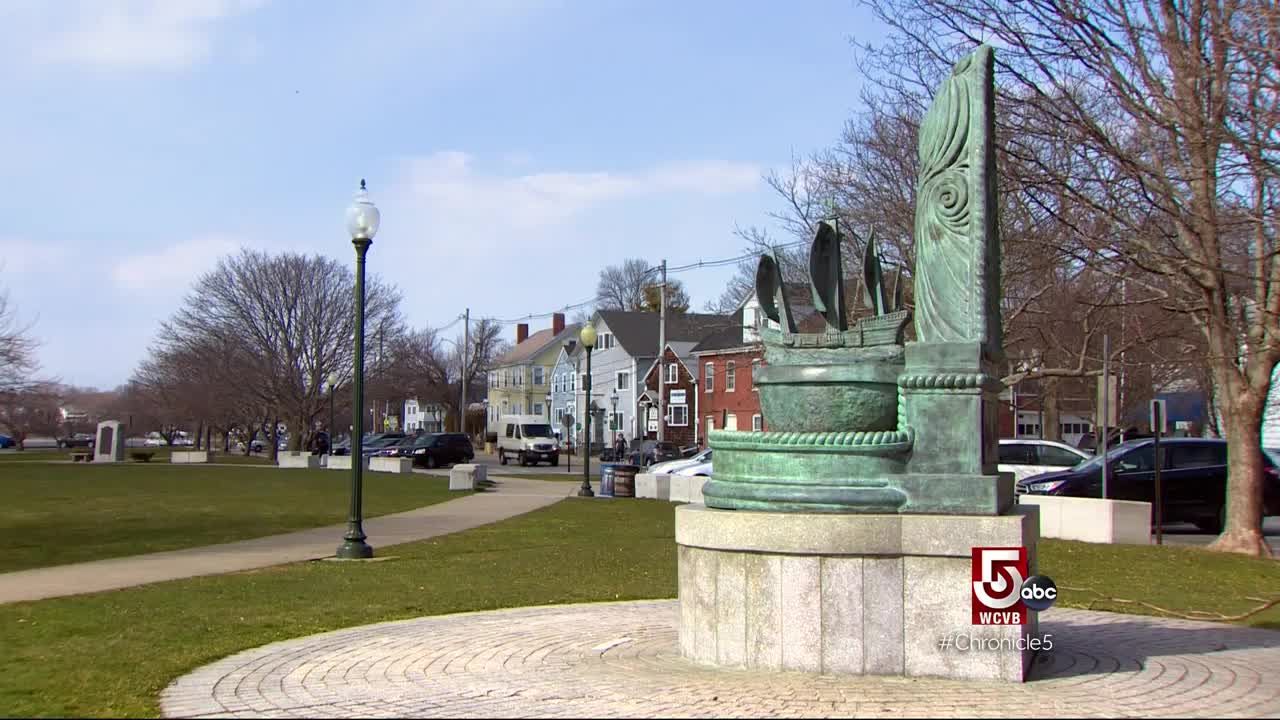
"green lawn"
0,448,273,464
0,498,677,718
0,497,1275,718
0,464,457,573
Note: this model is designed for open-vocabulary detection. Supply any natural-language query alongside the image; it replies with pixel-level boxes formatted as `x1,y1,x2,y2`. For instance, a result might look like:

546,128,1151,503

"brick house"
639,343,699,447
691,283,821,441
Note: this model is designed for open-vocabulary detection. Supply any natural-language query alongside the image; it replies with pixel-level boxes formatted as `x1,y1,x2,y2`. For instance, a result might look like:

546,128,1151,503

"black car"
634,440,682,467
407,433,475,469
1017,438,1280,532
58,433,95,449
360,433,407,457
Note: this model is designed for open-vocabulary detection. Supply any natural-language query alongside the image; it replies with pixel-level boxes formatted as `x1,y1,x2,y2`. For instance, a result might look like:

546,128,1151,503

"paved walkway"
0,475,572,605
160,600,1280,718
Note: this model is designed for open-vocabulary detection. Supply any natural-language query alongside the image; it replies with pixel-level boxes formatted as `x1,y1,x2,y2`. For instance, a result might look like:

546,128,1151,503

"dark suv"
408,433,474,469
635,440,681,467
1017,438,1280,532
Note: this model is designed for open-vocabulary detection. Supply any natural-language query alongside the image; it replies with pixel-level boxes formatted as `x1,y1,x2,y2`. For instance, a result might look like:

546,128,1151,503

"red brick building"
694,346,766,437
639,344,699,447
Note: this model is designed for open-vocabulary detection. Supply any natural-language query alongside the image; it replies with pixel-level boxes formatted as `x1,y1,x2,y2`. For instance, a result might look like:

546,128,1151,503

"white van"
497,415,560,466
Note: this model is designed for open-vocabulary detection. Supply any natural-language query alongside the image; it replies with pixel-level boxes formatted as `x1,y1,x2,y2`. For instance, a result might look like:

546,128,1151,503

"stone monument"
680,45,1039,682
94,420,125,463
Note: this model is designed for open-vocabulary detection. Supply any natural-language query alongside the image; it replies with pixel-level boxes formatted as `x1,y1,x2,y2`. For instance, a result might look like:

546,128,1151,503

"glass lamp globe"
345,179,381,240
579,324,597,349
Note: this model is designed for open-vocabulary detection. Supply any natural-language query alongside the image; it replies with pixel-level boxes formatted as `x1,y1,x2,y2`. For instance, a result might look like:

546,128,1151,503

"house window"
751,359,761,390
533,403,544,416
555,408,564,425
611,411,624,432
533,366,544,385
726,361,736,392
726,413,738,431
704,363,714,392
706,416,715,432
616,371,630,391
752,414,763,432
670,405,688,426
516,367,524,386
666,363,678,384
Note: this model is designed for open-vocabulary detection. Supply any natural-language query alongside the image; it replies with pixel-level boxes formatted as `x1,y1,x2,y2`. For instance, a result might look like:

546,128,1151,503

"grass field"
0,463,457,573
0,497,1275,717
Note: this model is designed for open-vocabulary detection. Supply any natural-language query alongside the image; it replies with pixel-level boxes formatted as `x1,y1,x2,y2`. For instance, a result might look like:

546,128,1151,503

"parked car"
650,447,712,474
1017,438,1280,532
1075,427,1152,453
0,434,14,449
634,440,681,467
58,433,96,449
997,439,1091,482
675,459,712,477
378,435,418,457
332,432,394,456
497,415,559,466
360,433,406,458
406,432,475,468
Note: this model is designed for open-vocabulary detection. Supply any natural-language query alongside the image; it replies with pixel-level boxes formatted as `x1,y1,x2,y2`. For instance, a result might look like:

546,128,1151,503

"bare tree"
596,258,689,312
856,0,1279,555
139,249,404,453
0,282,40,395
0,383,62,449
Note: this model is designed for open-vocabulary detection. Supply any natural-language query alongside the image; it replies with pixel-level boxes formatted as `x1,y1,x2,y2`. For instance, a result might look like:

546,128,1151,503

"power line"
470,240,809,327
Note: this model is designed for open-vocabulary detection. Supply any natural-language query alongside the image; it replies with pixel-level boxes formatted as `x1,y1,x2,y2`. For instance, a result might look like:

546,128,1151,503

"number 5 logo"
972,547,1028,625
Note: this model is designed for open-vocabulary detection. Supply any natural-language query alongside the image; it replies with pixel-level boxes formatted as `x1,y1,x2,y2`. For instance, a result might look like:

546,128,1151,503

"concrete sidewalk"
0,476,575,605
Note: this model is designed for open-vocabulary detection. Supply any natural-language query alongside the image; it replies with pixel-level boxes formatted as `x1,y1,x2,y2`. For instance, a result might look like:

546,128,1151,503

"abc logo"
1019,575,1058,611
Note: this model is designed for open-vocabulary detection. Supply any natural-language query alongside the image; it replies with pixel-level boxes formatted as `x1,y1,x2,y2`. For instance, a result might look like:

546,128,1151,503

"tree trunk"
1207,381,1270,557
269,417,279,463
1042,378,1062,442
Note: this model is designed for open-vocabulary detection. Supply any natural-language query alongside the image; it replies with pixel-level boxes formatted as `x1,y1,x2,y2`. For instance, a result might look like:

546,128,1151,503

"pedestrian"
614,433,627,463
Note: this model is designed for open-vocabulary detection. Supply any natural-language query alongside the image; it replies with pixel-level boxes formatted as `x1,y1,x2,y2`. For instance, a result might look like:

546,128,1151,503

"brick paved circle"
161,600,1280,718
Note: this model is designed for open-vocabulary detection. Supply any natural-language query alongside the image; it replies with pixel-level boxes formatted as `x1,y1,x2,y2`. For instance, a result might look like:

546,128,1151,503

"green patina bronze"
703,45,1013,515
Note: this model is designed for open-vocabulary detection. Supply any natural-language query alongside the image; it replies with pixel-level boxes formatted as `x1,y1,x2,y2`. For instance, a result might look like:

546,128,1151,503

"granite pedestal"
676,504,1040,682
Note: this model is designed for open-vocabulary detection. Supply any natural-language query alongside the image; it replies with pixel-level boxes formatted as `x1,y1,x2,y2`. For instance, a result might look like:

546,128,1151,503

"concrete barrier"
1017,495,1151,544
326,455,368,471
450,463,486,491
688,475,709,505
278,452,321,469
636,473,671,500
369,457,413,474
170,451,209,464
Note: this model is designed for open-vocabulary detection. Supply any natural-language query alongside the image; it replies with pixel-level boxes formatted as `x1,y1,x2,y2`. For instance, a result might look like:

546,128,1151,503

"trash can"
598,464,616,497
612,464,639,498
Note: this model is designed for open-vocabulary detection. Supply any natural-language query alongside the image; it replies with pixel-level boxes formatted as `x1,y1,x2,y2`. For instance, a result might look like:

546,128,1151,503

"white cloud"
111,234,242,293
390,152,761,236
1,0,266,71
0,238,71,274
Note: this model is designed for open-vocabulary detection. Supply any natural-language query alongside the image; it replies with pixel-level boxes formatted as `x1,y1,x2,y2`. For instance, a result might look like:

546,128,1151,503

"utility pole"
657,259,667,443
1101,333,1111,499
461,308,470,435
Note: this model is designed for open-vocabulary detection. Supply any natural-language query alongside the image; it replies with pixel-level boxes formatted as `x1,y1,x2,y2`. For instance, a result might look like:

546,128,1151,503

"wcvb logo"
971,547,1027,625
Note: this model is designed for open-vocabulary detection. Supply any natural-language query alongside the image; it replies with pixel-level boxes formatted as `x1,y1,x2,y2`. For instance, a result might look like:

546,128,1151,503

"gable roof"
493,323,582,367
595,310,736,357
640,341,699,383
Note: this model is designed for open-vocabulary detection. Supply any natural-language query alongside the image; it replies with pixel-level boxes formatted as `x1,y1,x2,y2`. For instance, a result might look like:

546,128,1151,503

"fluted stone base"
676,504,1040,682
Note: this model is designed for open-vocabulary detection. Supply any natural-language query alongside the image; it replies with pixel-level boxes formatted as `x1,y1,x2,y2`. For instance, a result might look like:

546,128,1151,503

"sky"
0,0,886,391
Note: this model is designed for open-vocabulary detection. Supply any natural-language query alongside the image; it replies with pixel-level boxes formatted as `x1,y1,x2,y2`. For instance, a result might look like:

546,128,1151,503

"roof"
595,310,736,357
640,341,700,382
492,323,582,367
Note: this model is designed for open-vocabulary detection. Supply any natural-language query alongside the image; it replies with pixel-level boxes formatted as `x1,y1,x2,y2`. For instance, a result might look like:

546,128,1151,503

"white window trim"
752,414,763,432
666,363,679,384
616,371,630,390
726,361,736,392
704,363,714,392
670,404,688,426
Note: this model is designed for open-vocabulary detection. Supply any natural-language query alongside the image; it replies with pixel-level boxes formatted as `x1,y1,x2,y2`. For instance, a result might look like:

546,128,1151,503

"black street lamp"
578,324,596,497
337,179,380,560
328,372,338,453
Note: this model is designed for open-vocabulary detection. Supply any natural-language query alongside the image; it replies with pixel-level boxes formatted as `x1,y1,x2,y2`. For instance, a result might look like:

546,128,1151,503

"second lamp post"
578,324,596,497
337,179,380,560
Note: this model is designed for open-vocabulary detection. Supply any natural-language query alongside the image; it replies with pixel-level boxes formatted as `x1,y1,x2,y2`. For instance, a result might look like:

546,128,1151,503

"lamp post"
337,179,380,560
328,372,338,453
578,324,596,497
610,390,619,457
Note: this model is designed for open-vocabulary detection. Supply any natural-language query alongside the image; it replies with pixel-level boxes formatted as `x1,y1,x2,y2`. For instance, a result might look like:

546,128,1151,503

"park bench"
130,451,155,463
70,452,92,463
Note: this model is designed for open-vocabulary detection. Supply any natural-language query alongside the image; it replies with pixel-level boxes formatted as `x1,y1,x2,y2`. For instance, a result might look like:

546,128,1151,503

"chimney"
552,312,565,336
516,323,529,344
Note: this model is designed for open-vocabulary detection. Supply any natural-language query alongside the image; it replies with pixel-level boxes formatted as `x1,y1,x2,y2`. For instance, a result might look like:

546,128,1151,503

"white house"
403,398,446,433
